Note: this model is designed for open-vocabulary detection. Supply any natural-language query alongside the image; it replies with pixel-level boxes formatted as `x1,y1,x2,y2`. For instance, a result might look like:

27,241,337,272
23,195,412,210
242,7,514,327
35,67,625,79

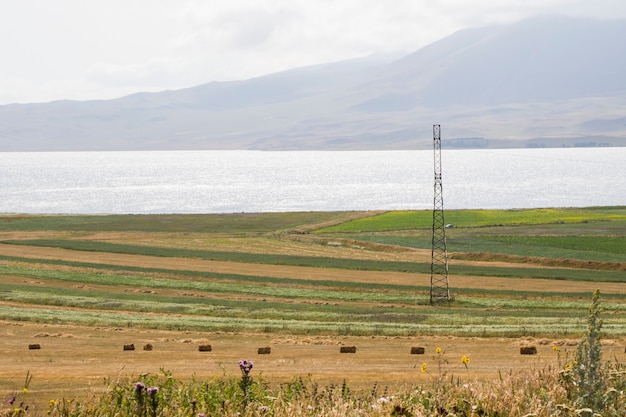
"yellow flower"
420,362,427,373
461,355,470,365
552,345,560,352
23,388,28,394
564,363,572,371
435,347,441,354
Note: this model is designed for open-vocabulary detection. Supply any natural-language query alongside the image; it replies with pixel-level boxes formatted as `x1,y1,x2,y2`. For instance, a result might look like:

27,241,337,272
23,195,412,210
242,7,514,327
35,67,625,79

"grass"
1,208,625,415
1,207,625,337
314,207,626,232
0,212,354,233
3,295,626,416
3,238,625,280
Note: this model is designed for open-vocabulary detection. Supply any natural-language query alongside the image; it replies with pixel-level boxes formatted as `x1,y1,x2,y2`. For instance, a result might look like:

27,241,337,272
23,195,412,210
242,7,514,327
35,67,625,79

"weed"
559,289,608,412
238,359,254,411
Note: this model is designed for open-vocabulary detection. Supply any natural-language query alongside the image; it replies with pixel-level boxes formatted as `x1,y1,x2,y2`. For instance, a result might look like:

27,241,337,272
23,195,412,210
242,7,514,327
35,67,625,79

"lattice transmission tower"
430,124,451,304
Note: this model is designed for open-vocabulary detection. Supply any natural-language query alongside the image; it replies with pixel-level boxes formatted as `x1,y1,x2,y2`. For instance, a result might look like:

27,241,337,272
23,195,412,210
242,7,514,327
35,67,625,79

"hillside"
1,16,625,151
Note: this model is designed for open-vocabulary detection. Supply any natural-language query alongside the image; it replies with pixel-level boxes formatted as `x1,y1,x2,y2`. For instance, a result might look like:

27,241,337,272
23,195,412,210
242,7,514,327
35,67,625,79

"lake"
0,148,624,214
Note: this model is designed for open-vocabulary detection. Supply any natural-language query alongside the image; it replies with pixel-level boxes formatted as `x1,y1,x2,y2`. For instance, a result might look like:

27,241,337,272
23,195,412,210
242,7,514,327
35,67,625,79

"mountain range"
1,15,625,151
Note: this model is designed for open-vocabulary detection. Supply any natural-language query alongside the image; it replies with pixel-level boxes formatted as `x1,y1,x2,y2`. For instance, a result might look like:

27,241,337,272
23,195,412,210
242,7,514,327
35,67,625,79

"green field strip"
0,263,427,304
2,239,437,271
4,276,617,320
350,234,626,263
3,268,624,336
0,283,427,324
3,250,625,316
2,208,624,234
1,303,618,337
2,240,624,282
3,263,625,316
0,212,353,233
0,259,428,295
314,207,626,233
480,235,626,255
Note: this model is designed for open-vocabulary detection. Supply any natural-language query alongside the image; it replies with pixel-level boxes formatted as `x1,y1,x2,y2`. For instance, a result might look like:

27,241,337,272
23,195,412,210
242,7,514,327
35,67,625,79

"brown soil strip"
1,243,624,294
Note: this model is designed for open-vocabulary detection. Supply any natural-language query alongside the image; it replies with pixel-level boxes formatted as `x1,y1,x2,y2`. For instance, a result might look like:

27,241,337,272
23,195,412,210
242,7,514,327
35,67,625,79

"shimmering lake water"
1,148,624,214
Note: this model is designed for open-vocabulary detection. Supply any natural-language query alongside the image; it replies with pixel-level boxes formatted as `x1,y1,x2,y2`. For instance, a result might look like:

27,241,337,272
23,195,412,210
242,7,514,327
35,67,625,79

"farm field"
1,207,625,408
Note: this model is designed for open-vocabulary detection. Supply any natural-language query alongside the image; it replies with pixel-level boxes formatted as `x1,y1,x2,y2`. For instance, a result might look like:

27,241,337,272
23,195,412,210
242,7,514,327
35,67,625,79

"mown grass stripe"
3,260,626,306
2,241,624,282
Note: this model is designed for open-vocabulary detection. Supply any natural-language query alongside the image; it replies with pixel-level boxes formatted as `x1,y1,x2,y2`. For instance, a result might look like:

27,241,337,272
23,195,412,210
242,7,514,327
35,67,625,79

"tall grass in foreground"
3,291,626,417
5,363,625,416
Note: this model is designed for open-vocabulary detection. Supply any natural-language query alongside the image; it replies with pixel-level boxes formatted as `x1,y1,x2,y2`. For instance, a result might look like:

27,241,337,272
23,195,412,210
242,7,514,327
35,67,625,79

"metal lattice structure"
430,124,451,304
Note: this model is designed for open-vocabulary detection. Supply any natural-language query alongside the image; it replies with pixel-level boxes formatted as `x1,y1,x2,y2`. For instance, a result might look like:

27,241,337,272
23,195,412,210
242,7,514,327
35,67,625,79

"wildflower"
134,382,146,393
198,413,206,417
552,345,560,352
7,396,16,405
259,405,270,414
420,362,427,373
461,355,471,367
239,359,254,375
435,347,441,354
23,388,28,394
147,386,159,417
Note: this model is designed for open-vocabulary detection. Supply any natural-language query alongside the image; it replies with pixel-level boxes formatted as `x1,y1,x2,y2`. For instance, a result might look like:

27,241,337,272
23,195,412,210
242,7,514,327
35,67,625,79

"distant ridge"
1,15,626,151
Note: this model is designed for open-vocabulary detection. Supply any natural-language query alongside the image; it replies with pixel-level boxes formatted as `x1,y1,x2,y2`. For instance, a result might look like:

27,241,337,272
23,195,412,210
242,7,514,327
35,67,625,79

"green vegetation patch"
0,212,350,233
1,208,625,338
315,207,626,233
3,241,625,281
483,235,625,254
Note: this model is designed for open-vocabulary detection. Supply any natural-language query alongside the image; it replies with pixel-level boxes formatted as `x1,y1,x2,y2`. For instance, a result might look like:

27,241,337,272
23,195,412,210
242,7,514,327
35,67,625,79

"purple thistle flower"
239,359,254,374
147,386,158,396
134,382,146,393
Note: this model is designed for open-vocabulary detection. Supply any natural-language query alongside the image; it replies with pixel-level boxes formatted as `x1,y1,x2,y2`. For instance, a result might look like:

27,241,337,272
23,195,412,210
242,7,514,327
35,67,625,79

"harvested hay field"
3,320,625,402
1,208,625,402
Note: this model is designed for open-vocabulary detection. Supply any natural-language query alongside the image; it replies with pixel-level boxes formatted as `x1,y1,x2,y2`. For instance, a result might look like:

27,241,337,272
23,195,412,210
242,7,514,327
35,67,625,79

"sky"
2,0,626,105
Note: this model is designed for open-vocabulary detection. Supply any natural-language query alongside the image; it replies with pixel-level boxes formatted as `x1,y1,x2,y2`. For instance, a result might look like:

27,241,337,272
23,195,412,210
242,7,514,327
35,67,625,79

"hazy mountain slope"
1,16,625,151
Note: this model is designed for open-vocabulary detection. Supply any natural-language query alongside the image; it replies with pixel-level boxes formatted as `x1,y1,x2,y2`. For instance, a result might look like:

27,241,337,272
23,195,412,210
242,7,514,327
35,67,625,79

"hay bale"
123,343,135,351
198,344,212,352
340,346,357,353
520,346,537,355
28,343,41,350
410,347,425,354
143,343,153,351
257,347,271,354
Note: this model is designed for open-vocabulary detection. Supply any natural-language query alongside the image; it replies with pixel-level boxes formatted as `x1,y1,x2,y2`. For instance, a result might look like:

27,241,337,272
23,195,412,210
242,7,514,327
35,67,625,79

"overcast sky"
2,0,625,105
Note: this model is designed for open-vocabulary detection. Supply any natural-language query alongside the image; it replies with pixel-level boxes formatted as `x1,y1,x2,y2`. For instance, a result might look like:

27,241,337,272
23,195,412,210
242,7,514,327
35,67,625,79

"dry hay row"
1,243,624,298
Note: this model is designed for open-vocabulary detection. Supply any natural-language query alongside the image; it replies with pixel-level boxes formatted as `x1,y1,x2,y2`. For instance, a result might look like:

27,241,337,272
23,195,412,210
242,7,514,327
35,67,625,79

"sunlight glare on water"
0,148,623,214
